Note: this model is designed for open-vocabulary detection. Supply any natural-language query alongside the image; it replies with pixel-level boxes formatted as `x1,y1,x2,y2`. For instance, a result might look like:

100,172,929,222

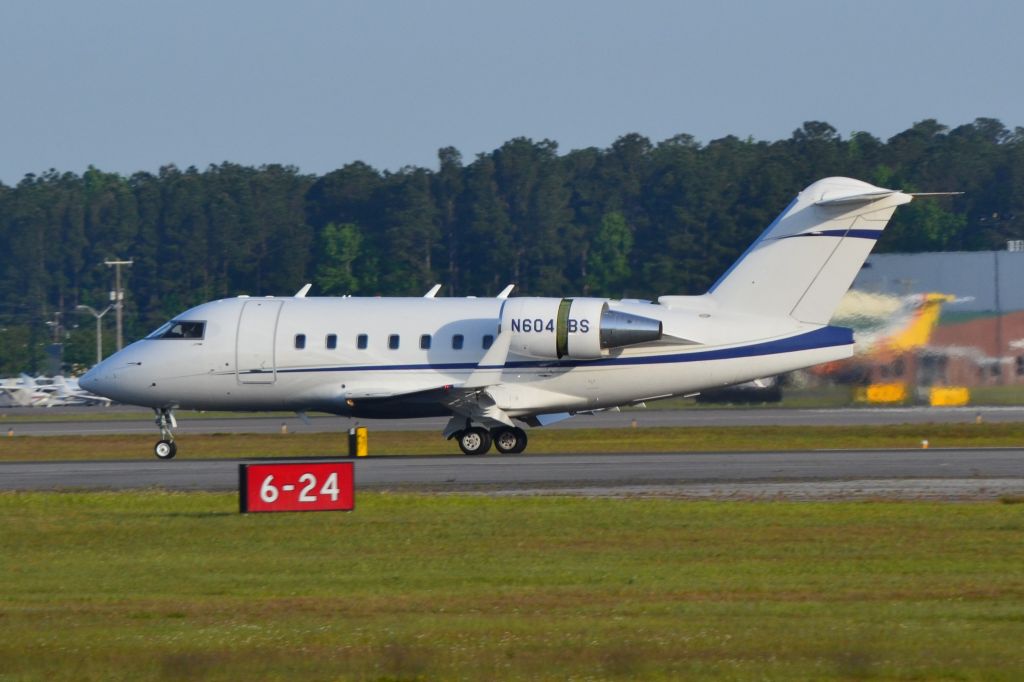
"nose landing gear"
154,408,177,459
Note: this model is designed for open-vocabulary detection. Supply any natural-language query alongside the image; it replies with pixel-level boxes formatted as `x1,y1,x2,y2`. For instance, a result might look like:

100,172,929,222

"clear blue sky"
2,0,1021,184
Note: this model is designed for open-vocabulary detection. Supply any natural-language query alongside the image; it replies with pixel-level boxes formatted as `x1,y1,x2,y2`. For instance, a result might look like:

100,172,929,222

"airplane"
80,176,918,459
0,374,113,407
812,291,961,382
0,375,52,407
833,290,959,356
50,375,114,407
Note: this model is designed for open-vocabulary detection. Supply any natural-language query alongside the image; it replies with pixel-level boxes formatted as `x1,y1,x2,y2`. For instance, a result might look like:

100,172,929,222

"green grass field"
2,492,1024,680
1,422,1023,461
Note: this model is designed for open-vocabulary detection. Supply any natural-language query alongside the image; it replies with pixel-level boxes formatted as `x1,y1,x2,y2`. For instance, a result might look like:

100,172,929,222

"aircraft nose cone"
77,350,152,406
79,363,111,397
78,367,100,392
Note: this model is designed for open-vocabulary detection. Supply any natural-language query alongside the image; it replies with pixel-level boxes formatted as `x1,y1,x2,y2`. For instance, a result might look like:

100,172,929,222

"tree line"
1,118,1022,372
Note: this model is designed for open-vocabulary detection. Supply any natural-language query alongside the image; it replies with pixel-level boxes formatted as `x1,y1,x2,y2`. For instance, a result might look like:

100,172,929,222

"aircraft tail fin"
706,177,913,325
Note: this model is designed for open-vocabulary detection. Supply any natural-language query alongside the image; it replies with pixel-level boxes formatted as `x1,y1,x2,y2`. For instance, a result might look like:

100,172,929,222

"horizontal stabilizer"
815,188,899,206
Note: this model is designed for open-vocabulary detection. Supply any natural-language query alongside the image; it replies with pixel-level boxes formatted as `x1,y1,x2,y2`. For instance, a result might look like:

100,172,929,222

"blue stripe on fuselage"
779,229,881,240
265,325,854,376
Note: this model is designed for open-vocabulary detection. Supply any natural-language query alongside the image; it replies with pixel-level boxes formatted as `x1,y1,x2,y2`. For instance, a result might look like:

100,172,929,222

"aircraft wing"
340,330,541,435
341,330,580,436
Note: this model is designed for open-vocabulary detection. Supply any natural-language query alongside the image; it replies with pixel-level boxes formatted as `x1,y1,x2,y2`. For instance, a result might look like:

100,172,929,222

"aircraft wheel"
154,440,177,460
511,427,528,453
457,427,492,456
493,427,528,454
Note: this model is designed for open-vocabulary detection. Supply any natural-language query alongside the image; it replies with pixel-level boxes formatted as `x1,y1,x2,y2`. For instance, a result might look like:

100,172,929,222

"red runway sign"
240,461,354,513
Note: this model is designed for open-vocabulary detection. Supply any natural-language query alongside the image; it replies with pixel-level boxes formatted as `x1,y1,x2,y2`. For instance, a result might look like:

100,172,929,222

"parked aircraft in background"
0,374,113,407
0,375,53,407
813,291,962,382
81,177,919,459
49,375,114,406
833,291,959,356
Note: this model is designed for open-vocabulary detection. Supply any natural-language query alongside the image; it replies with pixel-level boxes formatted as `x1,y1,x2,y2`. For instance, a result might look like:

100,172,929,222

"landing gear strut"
154,408,177,459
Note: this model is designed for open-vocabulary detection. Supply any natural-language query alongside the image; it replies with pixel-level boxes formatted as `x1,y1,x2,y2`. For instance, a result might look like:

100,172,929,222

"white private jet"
81,177,916,459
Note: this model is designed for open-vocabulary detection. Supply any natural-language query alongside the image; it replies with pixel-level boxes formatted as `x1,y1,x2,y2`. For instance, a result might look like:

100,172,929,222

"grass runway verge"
2,492,1024,680
1,422,1023,461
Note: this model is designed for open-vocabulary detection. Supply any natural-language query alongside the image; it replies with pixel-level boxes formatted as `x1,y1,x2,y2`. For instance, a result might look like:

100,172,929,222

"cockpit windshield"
146,320,206,340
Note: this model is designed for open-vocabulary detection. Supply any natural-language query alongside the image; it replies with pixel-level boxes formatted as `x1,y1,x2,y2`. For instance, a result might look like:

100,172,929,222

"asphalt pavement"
3,448,1022,500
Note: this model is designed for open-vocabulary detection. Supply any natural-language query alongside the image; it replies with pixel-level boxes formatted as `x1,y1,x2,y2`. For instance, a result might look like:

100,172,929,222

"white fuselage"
81,294,853,418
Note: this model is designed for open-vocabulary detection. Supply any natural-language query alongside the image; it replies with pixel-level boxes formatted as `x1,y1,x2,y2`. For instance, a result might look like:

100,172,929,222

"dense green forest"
1,118,1022,372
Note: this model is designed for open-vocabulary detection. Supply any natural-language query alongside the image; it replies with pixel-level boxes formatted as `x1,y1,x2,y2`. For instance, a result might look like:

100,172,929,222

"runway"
5,405,1024,437
4,448,1023,500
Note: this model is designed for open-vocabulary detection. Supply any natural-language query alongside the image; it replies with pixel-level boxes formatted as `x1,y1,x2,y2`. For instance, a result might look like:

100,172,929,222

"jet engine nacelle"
501,297,663,360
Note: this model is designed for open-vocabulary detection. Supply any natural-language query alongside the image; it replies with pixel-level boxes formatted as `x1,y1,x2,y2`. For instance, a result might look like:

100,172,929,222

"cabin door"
236,300,283,384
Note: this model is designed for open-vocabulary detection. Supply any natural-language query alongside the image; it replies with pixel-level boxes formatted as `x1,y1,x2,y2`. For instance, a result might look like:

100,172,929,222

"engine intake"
502,297,662,360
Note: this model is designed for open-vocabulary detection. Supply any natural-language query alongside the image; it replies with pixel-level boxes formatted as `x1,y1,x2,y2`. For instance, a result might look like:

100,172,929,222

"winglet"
497,284,515,299
424,284,442,298
294,283,312,298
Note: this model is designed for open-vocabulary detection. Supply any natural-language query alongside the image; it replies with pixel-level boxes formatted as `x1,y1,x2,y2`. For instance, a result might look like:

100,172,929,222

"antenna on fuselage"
497,284,515,299
294,283,312,298
423,284,442,298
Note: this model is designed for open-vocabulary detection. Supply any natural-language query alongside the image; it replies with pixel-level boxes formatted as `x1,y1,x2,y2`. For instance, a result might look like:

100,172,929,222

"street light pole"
75,304,113,365
104,259,133,351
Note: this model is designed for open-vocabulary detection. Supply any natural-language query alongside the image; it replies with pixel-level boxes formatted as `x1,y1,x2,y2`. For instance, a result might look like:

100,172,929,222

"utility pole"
994,251,1004,385
46,311,63,343
75,304,113,365
104,259,133,351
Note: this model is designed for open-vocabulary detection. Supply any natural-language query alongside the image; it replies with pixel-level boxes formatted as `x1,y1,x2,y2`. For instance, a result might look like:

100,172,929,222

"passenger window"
295,334,306,349
357,334,368,349
326,334,337,350
420,334,431,350
389,334,400,350
452,334,464,350
482,334,494,349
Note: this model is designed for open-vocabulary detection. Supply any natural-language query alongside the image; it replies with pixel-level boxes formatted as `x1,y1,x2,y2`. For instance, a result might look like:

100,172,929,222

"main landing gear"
154,408,177,459
453,425,528,455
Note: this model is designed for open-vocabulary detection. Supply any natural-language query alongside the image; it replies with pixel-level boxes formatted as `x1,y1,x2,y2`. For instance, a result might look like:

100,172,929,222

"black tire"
493,427,528,454
510,427,528,454
154,439,177,460
457,427,492,455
